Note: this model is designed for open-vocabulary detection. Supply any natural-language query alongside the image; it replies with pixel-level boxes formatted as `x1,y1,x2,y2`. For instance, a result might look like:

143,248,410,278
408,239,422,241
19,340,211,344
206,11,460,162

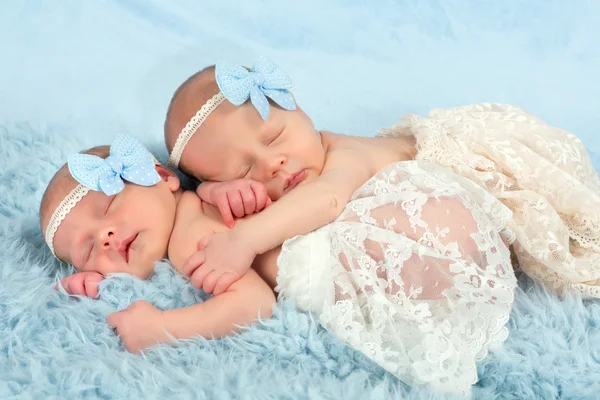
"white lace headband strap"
167,92,226,168
44,184,90,257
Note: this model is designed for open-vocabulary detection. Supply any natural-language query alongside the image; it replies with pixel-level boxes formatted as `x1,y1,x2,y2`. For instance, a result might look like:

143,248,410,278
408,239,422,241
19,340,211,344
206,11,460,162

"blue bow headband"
68,134,161,196
167,57,297,168
216,56,297,120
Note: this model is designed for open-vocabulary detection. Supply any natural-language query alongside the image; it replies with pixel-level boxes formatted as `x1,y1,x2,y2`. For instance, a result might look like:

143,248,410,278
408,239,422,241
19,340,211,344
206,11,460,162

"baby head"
39,135,182,279
164,57,326,200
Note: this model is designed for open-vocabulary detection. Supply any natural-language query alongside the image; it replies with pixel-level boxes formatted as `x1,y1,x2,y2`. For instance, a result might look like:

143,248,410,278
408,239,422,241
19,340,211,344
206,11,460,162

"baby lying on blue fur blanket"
38,56,600,398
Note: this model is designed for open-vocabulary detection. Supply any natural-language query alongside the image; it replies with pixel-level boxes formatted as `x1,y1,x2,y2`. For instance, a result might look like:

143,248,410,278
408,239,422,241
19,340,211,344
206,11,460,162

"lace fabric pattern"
167,92,226,168
44,184,90,256
380,103,600,298
277,160,517,397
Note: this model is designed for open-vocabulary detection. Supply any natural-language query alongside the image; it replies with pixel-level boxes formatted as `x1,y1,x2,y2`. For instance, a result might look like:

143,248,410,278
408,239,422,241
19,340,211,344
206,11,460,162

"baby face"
48,166,181,279
180,103,326,200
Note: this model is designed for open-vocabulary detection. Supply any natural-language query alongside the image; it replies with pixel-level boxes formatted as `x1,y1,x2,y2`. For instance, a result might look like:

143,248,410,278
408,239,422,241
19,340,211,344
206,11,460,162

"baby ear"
155,164,180,192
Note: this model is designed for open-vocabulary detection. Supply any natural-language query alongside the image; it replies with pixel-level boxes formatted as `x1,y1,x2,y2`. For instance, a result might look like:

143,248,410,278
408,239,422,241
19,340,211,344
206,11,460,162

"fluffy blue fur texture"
1,1,600,399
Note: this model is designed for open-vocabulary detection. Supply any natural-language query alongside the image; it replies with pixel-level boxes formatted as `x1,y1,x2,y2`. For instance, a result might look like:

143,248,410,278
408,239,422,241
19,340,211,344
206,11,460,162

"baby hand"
107,300,168,353
182,232,256,295
197,179,272,228
56,271,104,298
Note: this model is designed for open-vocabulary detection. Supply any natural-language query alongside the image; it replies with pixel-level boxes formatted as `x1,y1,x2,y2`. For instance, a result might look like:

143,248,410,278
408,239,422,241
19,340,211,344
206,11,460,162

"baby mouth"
119,234,138,264
285,170,307,191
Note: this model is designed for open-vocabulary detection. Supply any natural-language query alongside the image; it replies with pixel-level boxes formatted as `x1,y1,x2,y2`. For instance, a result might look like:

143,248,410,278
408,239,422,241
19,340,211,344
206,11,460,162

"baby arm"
185,149,374,294
107,268,274,353
239,157,373,254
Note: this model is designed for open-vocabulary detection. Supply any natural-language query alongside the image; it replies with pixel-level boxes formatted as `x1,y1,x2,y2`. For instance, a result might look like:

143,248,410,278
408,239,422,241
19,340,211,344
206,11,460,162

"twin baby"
40,56,600,396
40,57,419,350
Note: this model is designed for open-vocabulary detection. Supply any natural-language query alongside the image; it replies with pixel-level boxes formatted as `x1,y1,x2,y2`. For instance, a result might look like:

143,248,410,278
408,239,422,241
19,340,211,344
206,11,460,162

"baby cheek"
266,183,282,201
134,264,154,280
182,157,205,182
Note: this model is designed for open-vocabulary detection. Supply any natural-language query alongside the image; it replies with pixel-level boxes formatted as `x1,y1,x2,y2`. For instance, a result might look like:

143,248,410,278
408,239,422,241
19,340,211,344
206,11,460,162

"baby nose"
259,154,286,177
99,230,117,248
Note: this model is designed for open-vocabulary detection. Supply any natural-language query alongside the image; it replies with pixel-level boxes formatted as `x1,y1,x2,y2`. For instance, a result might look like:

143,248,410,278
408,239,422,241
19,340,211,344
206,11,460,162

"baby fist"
57,271,104,298
197,179,272,227
107,300,169,353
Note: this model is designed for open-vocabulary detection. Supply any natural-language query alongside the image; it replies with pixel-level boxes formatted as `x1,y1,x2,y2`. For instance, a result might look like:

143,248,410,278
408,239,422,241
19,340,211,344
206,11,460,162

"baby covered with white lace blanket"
160,57,522,396
163,55,600,395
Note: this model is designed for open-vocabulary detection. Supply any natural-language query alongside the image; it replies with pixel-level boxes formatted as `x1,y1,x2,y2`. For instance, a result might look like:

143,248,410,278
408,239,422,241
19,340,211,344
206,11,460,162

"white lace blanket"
277,160,517,397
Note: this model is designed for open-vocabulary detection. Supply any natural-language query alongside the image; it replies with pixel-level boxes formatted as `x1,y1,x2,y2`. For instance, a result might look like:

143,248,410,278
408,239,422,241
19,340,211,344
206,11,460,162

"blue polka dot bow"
68,134,161,196
215,56,297,120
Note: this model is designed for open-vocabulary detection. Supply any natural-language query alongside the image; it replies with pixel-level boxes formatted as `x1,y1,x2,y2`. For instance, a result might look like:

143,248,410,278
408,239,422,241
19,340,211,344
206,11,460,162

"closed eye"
241,166,252,179
268,129,283,145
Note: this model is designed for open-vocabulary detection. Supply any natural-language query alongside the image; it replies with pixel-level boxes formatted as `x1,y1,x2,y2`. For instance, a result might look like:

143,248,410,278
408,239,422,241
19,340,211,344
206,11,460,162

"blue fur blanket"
1,1,599,398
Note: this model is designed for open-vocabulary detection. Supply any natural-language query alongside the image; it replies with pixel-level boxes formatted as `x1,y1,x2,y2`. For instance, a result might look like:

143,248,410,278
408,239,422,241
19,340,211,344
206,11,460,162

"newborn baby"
39,135,275,351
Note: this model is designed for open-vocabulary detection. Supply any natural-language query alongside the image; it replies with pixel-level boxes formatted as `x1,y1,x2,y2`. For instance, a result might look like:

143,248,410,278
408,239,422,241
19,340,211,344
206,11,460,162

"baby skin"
42,146,278,353
164,65,418,295
109,189,279,353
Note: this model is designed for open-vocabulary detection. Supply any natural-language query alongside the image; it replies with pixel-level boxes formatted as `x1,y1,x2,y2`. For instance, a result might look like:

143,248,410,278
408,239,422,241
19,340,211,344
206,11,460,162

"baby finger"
182,251,206,277
190,264,212,289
